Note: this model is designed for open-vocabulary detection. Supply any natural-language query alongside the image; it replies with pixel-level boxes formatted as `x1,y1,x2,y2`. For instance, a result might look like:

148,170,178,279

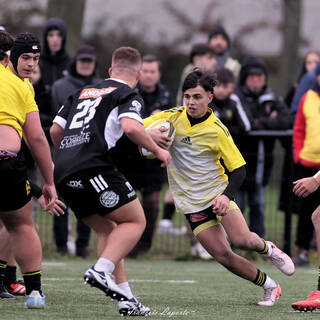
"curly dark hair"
182,68,217,93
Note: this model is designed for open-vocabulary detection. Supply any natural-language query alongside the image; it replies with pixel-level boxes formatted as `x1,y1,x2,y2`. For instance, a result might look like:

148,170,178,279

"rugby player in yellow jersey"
0,31,58,309
146,69,295,307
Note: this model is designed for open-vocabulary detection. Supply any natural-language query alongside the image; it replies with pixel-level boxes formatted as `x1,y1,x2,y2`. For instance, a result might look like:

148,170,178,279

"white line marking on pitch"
43,278,197,283
42,262,66,267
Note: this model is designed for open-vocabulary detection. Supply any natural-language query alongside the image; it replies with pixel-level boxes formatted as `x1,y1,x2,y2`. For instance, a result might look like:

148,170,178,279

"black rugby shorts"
0,157,32,211
57,167,137,219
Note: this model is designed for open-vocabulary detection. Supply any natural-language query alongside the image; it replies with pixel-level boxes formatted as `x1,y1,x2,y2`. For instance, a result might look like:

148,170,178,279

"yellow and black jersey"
0,64,38,138
144,107,246,214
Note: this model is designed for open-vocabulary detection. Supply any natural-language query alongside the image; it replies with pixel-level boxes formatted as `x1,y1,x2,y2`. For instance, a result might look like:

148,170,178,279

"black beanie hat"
10,32,41,72
208,26,231,48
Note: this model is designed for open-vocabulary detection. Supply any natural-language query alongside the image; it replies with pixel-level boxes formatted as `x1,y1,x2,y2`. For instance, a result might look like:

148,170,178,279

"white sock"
94,258,115,274
263,276,277,289
117,281,133,299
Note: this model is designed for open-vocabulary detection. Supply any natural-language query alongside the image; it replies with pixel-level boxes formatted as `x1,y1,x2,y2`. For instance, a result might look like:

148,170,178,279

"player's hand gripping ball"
140,119,175,159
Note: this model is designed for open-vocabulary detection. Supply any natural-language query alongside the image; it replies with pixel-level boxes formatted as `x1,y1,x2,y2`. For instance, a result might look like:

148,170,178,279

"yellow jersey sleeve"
215,118,246,172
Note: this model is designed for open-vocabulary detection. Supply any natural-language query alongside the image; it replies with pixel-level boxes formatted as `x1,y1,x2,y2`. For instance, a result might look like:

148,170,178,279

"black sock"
163,203,175,220
257,239,269,255
253,269,267,287
4,265,17,286
317,266,320,291
0,260,7,283
23,271,41,295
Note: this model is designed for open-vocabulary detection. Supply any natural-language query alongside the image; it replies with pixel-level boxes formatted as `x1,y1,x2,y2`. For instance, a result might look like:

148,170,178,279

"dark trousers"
295,164,320,250
129,191,160,257
53,207,91,254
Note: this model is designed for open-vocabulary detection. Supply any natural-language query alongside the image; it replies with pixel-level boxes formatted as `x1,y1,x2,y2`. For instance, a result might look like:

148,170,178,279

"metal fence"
37,130,297,258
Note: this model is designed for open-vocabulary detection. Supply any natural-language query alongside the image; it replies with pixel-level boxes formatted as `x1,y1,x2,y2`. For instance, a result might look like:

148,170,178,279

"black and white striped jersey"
53,78,144,184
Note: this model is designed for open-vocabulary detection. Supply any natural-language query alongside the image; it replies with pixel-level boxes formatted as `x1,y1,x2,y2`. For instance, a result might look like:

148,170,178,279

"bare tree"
46,0,86,55
280,0,301,94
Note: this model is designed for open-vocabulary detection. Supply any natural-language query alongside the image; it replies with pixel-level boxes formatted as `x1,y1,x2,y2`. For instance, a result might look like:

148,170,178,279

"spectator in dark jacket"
50,44,101,258
234,56,291,237
52,44,101,113
37,17,72,139
210,67,251,143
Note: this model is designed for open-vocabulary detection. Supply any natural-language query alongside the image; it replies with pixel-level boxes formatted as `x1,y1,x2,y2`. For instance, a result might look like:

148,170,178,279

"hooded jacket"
51,57,101,114
39,17,72,88
234,56,291,186
35,18,72,140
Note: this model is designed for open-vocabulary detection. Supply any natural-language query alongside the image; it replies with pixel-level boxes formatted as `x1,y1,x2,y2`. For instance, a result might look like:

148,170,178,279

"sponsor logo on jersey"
66,180,84,189
129,100,142,113
99,190,119,208
60,132,91,149
79,87,117,99
190,212,208,222
180,136,192,145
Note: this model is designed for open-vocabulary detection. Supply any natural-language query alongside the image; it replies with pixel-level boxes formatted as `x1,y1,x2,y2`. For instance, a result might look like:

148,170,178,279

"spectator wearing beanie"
51,44,101,114
208,25,241,79
50,44,101,258
176,43,217,105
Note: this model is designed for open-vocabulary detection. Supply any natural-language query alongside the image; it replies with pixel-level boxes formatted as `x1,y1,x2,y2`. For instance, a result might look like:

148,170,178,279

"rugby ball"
140,119,175,159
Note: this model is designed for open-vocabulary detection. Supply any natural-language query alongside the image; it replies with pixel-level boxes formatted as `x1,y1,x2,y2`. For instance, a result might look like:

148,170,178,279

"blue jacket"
290,61,320,114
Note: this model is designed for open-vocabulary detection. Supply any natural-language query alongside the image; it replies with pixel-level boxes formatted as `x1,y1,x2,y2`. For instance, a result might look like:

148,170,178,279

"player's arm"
50,123,64,149
23,111,57,210
50,95,74,149
293,170,320,198
213,165,246,216
120,117,171,167
213,122,246,216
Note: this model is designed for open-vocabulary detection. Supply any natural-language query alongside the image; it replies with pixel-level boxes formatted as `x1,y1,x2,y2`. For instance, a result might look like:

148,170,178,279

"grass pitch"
0,258,319,320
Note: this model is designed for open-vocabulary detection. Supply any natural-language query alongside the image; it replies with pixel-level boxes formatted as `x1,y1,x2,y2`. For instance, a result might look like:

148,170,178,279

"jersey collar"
107,77,128,85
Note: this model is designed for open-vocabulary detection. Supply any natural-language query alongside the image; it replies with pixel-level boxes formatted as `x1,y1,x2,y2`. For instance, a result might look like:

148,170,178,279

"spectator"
38,17,72,139
110,54,174,257
292,67,320,266
234,56,291,237
52,44,100,114
208,25,241,79
211,67,251,142
50,44,101,258
176,43,216,105
291,61,320,115
37,17,72,256
285,51,320,108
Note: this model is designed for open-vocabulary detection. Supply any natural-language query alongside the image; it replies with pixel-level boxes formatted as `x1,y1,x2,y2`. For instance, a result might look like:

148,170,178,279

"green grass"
1,259,319,319
37,184,299,259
